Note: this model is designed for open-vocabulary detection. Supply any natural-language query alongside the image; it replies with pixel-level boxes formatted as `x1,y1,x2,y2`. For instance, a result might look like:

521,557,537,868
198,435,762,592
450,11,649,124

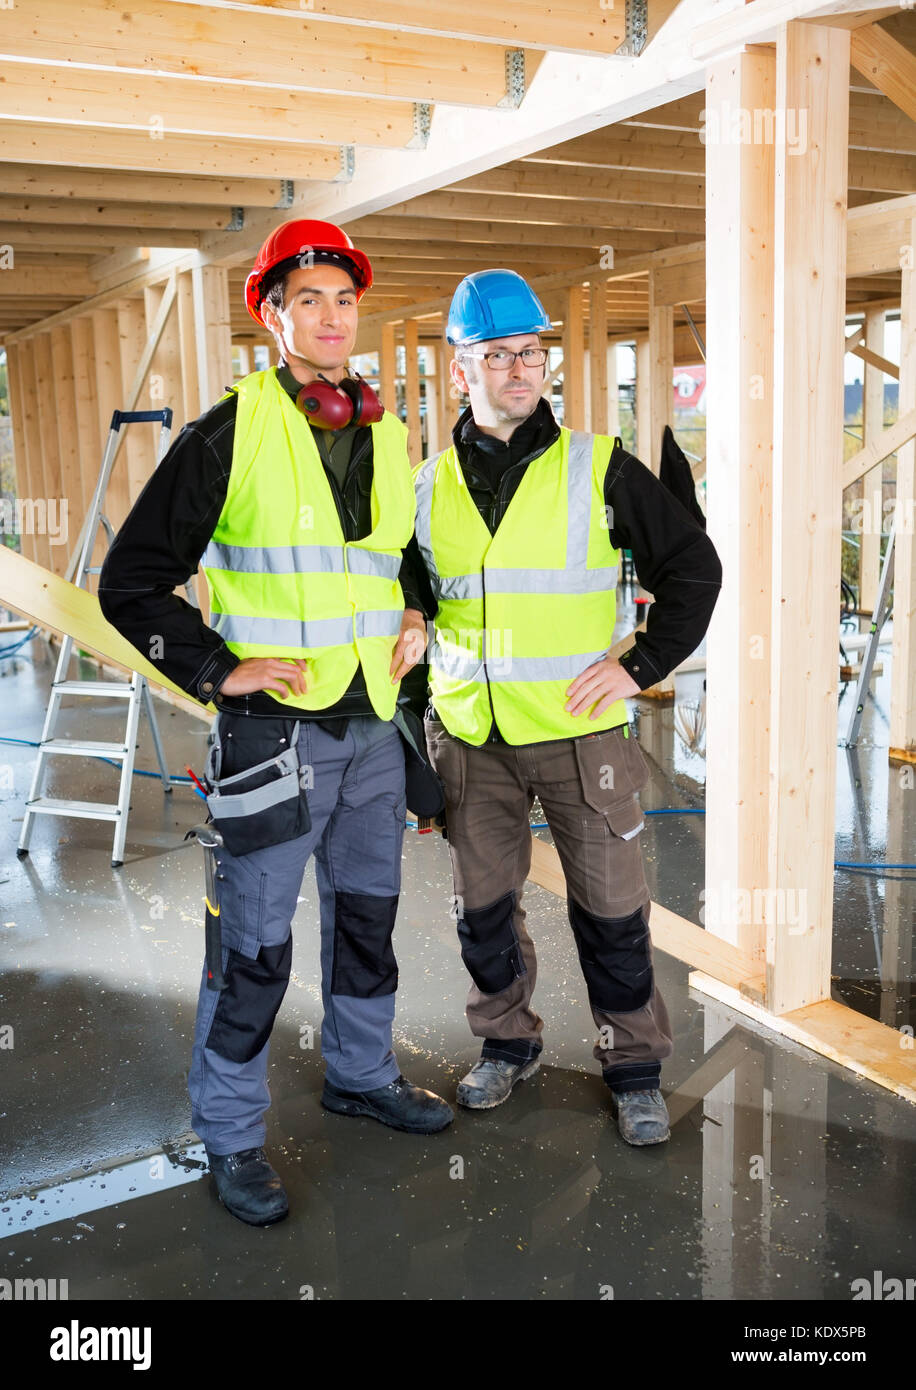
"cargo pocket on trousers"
574,725,649,812
578,794,649,916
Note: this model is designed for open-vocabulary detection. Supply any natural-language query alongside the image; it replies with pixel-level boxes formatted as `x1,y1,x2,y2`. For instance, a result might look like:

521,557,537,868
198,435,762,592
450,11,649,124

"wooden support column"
704,46,776,966
647,269,673,473
607,342,620,437
191,263,233,412
117,297,157,505
889,217,916,761
379,322,397,416
70,317,106,581
424,341,441,458
49,325,82,574
91,307,131,534
858,307,886,614
144,282,184,436
177,269,201,421
442,336,460,437
635,334,651,464
562,285,585,430
404,318,422,465
589,281,608,434
767,20,850,1012
5,343,37,565
32,333,65,577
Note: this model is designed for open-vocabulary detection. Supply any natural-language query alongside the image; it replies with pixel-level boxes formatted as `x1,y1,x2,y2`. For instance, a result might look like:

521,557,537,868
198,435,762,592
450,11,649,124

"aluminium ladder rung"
41,738,130,758
52,680,135,697
25,797,121,821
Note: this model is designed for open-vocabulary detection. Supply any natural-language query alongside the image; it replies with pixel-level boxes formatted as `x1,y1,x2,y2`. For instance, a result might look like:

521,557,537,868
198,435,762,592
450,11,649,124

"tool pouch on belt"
204,715,311,857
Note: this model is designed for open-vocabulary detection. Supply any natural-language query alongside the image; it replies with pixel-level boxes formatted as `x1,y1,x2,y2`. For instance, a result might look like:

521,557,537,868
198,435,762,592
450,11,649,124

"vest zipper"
480,564,500,743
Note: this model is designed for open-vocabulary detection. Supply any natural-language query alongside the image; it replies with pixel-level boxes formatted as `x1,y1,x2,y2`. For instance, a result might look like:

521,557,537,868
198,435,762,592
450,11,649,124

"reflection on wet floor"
0,616,913,1299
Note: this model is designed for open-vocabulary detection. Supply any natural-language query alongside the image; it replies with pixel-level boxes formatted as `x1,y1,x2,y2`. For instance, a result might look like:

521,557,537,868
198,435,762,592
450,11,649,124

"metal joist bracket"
499,50,526,109
408,103,432,150
226,207,244,232
335,145,355,182
274,179,294,209
615,0,648,57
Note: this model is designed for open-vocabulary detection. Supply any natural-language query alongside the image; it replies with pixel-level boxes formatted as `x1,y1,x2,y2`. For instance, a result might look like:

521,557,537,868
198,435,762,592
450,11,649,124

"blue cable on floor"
2,735,913,868
0,625,39,659
0,734,207,799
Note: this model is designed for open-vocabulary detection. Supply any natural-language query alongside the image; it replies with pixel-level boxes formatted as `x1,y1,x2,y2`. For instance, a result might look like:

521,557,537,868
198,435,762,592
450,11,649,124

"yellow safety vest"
201,368,414,718
413,428,628,745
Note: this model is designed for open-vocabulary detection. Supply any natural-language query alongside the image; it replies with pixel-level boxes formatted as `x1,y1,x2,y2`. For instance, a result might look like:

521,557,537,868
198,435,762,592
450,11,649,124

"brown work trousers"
425,717,673,1089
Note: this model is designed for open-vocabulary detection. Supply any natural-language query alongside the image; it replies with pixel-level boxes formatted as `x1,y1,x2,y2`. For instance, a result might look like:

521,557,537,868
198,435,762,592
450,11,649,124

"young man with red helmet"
100,220,451,1228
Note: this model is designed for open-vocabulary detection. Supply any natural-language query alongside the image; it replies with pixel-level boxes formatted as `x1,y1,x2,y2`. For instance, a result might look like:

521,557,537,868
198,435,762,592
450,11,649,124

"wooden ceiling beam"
163,0,629,54
527,134,915,195
450,161,706,209
346,214,688,254
0,121,345,181
7,0,522,108
0,267,95,296
0,62,419,146
0,166,297,208
0,197,240,230
0,224,201,250
391,190,706,236
619,87,916,154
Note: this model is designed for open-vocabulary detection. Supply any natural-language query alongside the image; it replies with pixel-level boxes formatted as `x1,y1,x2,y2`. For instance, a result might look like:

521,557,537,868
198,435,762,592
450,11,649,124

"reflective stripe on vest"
212,609,404,649
414,426,627,745
201,368,413,718
203,541,403,582
415,431,617,612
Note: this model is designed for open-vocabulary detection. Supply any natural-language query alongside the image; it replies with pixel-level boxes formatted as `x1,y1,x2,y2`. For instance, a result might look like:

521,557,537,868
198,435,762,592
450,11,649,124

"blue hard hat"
446,268,552,346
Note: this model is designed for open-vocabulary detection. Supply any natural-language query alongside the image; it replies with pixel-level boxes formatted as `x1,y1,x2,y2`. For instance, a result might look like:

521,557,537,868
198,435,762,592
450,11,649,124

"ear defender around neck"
295,373,385,429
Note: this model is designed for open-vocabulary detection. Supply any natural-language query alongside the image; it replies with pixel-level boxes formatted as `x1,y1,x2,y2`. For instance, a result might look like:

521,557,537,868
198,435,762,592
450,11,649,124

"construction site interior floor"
0,615,913,1301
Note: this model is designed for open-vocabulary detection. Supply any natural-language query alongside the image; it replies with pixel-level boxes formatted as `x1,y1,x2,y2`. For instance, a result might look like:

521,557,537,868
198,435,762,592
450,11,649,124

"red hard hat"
245,219,373,326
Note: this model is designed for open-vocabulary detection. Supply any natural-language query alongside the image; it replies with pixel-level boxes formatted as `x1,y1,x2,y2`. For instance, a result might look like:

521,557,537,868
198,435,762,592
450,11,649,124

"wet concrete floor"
0,613,913,1300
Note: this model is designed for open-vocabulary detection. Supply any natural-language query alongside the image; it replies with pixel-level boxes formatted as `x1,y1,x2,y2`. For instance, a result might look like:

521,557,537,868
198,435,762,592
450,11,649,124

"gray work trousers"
188,713,407,1155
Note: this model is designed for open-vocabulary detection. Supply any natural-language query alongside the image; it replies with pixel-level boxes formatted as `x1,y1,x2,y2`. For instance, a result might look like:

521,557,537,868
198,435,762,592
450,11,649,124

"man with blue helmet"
411,269,722,1145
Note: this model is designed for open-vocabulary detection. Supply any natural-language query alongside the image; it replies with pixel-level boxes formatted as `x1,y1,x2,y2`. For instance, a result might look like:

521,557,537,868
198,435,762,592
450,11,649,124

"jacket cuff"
401,592,426,620
191,646,240,704
617,644,664,692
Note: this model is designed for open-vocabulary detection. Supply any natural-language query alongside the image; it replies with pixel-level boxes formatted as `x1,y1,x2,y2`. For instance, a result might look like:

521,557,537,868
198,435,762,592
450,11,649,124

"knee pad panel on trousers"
205,934,293,1063
331,891,398,997
457,890,526,995
568,899,652,1012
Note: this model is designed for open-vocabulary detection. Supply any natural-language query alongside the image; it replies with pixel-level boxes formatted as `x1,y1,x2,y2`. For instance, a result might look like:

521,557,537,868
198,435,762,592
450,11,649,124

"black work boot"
321,1073,454,1133
206,1146,289,1226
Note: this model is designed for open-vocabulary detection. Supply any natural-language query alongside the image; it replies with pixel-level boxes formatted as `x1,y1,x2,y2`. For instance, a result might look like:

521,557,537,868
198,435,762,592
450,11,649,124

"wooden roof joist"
619,87,916,154
347,215,692,254
0,122,347,181
3,0,544,108
450,163,707,209
0,197,237,230
526,133,916,195
0,167,301,209
0,223,201,251
163,0,634,56
0,63,422,147
379,190,707,236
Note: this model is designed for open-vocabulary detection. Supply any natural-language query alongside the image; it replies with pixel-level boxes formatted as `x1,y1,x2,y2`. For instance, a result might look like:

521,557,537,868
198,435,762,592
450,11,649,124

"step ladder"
17,409,177,868
843,518,895,748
